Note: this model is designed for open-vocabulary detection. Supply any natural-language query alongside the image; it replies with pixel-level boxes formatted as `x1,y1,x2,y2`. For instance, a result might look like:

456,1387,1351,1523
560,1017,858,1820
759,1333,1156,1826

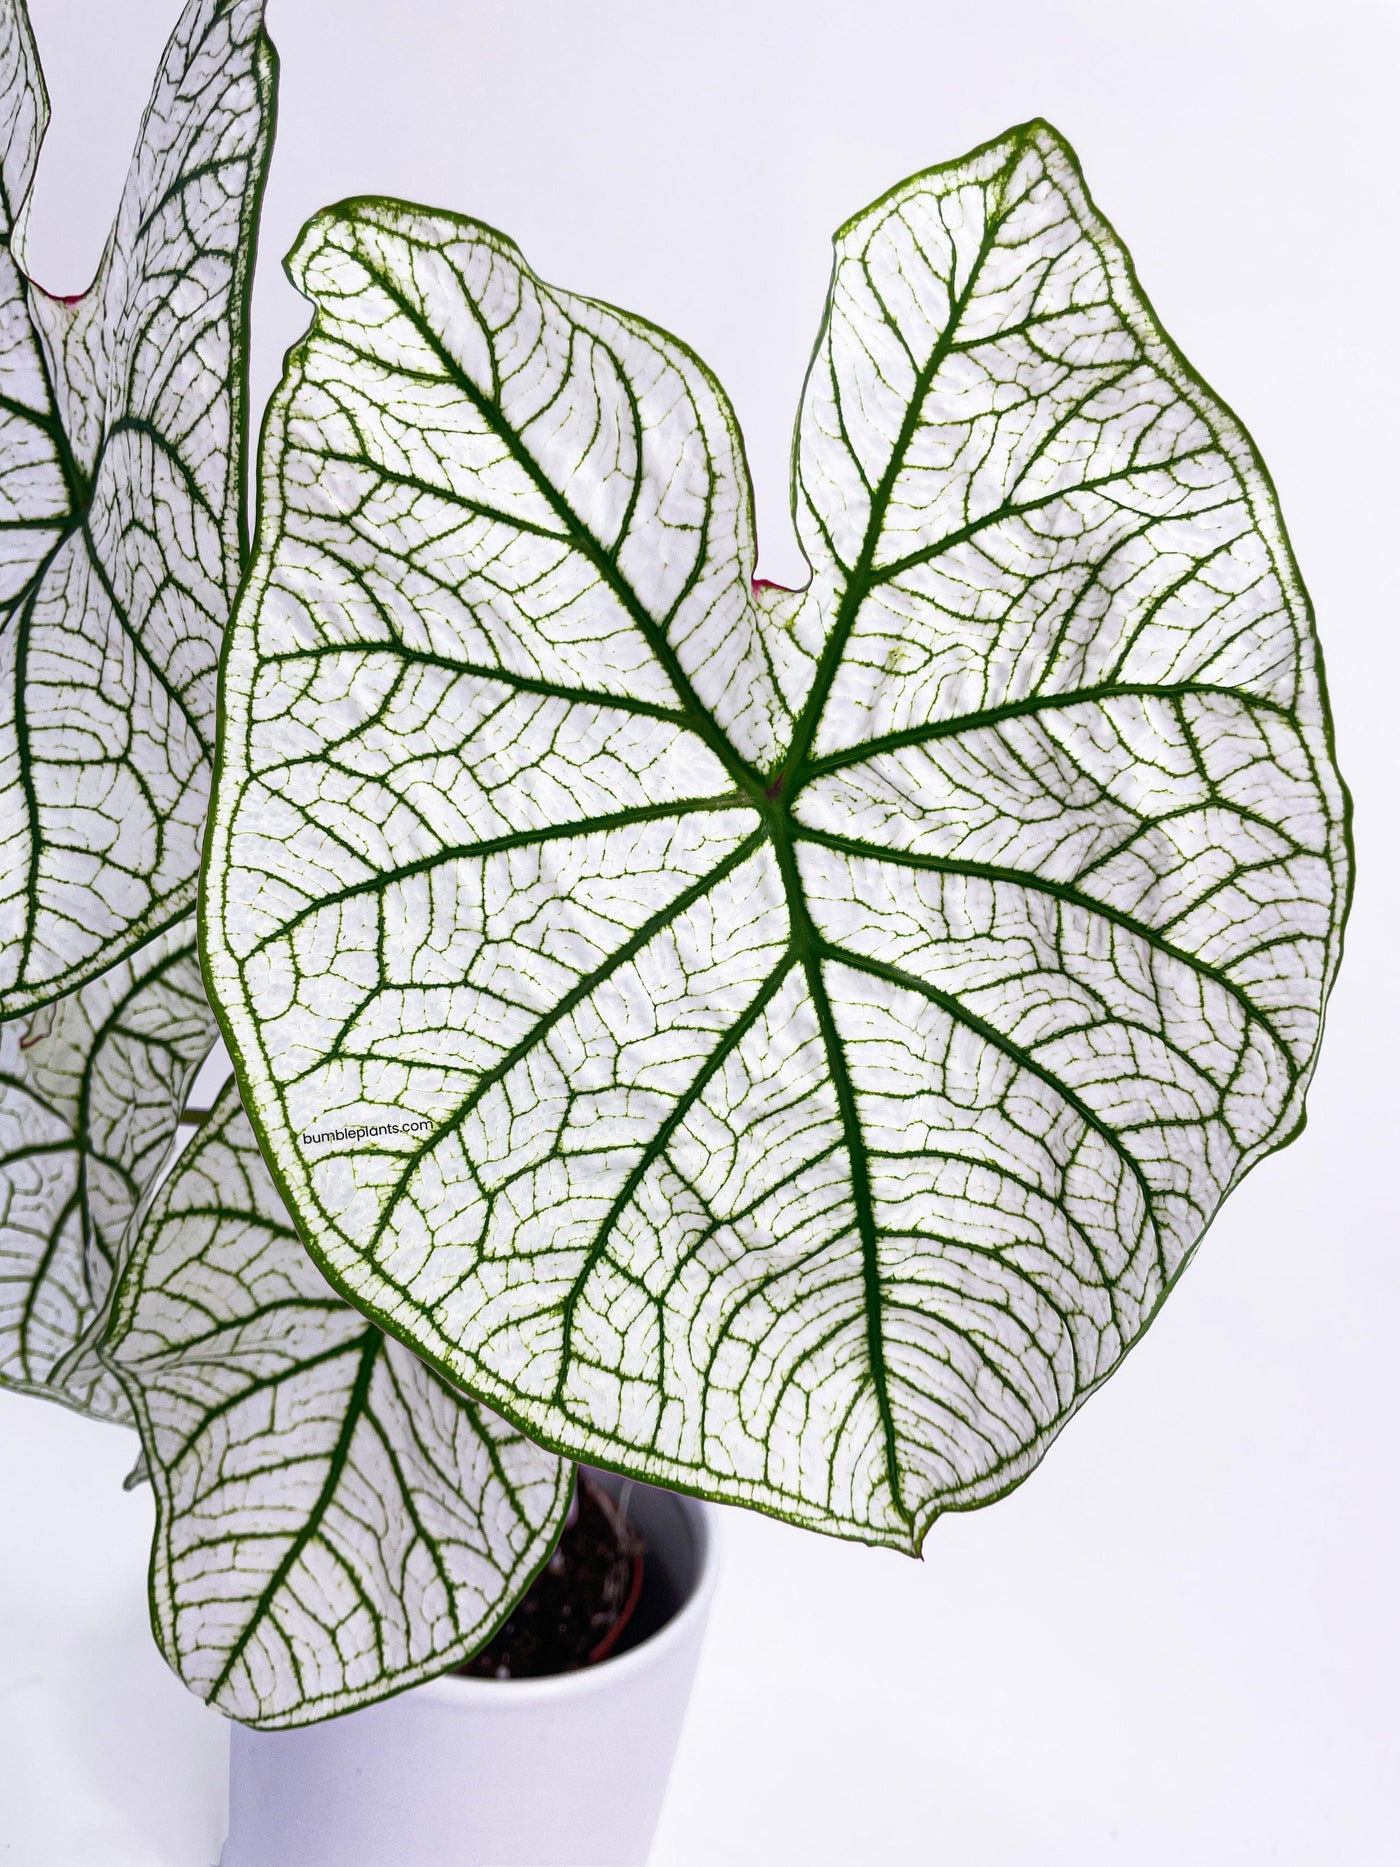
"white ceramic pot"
219,1474,718,1867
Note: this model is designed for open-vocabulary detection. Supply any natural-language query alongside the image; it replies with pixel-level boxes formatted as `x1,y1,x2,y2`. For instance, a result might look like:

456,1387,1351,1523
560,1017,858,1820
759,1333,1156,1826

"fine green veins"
0,919,213,1420
0,0,274,1016
205,122,1349,1551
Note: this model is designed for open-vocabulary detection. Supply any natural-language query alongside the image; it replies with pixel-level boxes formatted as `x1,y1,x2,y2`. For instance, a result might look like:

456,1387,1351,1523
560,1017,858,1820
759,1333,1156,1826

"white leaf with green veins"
103,1077,571,1728
204,123,1350,1551
0,920,214,1419
0,0,274,1015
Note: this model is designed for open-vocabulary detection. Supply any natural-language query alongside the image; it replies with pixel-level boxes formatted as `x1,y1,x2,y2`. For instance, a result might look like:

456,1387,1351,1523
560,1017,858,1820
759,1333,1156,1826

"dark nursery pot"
219,1474,718,1867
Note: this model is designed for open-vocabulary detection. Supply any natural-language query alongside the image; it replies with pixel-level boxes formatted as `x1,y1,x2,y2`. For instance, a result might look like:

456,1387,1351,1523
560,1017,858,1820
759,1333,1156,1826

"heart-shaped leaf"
103,1075,571,1727
204,123,1350,1549
0,920,213,1420
0,0,275,1016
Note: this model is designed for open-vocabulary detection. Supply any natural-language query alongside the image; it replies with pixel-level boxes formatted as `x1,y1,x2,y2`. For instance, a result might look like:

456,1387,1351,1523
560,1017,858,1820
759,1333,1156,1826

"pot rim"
415,1490,719,1706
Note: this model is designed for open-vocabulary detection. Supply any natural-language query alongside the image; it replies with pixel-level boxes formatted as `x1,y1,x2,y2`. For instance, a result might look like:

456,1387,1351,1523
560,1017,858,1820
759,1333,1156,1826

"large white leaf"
0,920,214,1420
103,1076,571,1728
0,0,275,1015
204,123,1350,1550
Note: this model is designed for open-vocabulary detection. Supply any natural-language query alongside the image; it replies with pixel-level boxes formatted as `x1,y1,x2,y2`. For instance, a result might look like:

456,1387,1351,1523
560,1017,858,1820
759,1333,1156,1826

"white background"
3,1,1397,1861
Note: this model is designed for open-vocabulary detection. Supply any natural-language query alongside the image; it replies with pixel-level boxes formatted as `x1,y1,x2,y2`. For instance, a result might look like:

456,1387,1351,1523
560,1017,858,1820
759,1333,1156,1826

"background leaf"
0,0,275,1016
0,919,213,1420
205,123,1349,1549
103,1076,571,1728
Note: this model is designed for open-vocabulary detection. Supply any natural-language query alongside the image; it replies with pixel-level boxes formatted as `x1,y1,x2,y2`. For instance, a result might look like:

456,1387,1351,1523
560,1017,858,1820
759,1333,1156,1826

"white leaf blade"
0,0,69,543
0,920,215,1419
284,201,788,764
103,1078,571,1728
206,125,1349,1550
789,125,1338,764
0,0,275,1016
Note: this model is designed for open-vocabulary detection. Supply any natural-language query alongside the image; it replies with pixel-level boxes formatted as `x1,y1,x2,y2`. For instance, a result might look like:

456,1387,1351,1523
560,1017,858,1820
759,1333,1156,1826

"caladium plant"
204,126,1349,1551
1,0,1349,1730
